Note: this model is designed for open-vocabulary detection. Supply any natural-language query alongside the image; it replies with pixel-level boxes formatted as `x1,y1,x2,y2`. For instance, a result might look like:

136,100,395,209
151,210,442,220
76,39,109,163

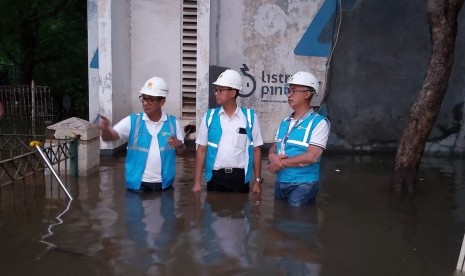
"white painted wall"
130,0,183,118
111,0,131,123
87,0,99,126
97,0,124,150
88,0,185,151
196,0,210,129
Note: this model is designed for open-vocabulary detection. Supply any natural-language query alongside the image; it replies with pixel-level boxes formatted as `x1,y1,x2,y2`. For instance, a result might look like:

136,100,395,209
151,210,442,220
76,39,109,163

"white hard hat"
139,77,169,97
213,69,242,90
287,71,319,95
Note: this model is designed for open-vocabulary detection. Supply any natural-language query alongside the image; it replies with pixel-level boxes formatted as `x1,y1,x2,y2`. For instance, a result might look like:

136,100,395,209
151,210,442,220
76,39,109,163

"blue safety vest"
125,112,177,190
204,107,255,184
275,112,326,183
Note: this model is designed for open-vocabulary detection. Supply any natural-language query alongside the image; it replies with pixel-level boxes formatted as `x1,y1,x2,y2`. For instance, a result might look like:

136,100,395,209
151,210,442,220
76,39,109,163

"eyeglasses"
139,95,164,103
214,88,233,95
287,87,312,96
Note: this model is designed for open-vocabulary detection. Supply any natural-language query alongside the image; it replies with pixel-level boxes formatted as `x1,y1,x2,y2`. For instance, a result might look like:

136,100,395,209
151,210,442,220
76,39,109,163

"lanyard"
279,110,313,154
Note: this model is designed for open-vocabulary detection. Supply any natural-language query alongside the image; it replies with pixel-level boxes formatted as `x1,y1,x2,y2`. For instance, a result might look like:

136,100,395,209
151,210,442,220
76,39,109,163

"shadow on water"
0,152,464,275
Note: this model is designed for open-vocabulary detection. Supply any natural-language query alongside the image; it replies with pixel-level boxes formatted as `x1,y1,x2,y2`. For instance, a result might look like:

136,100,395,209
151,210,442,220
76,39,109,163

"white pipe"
30,141,73,200
457,232,465,271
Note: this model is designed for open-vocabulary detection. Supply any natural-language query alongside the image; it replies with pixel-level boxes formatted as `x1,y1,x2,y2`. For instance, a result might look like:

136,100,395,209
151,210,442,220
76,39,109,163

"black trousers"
127,182,170,193
207,168,249,193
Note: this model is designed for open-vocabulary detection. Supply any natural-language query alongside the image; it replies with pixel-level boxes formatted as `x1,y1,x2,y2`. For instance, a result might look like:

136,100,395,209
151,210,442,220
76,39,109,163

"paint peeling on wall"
88,0,465,154
222,0,331,142
253,4,287,37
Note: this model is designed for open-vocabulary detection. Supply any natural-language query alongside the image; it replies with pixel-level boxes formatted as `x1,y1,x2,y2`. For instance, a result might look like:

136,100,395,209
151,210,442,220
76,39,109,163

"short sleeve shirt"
274,110,330,149
113,112,185,182
196,106,263,169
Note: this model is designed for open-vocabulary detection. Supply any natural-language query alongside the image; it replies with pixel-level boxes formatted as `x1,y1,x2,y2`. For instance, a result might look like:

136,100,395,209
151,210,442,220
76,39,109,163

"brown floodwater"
1,151,464,276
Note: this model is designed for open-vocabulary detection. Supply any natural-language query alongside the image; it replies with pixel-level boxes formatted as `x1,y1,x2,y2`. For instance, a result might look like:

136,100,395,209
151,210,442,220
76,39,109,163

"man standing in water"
192,69,264,193
267,71,330,206
99,76,185,192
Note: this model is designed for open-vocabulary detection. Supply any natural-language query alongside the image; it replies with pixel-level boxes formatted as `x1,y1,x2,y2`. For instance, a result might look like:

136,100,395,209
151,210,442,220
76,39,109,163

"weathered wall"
89,0,465,155
327,0,465,154
202,0,331,143
87,0,185,152
87,0,99,125
129,0,183,117
112,0,131,123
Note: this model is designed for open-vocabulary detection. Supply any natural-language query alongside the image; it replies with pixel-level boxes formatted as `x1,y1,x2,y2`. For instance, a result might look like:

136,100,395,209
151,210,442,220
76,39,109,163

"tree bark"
390,0,464,193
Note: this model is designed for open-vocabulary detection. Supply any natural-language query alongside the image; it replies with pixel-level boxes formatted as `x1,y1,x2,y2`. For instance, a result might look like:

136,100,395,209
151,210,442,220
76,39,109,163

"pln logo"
239,64,256,98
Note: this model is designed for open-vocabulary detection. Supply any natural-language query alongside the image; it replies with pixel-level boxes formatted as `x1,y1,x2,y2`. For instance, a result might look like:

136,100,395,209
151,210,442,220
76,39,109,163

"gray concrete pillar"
46,117,100,176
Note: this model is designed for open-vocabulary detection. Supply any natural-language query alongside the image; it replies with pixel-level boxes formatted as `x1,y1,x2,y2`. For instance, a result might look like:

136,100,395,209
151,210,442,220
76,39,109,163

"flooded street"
1,151,465,275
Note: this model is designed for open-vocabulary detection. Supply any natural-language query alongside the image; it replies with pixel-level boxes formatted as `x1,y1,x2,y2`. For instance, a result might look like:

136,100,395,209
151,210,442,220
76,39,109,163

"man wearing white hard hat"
267,71,330,206
99,76,185,192
193,69,264,193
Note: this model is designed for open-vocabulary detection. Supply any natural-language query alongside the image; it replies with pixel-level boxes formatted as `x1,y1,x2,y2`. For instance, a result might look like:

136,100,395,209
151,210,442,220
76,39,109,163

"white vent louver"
181,0,197,118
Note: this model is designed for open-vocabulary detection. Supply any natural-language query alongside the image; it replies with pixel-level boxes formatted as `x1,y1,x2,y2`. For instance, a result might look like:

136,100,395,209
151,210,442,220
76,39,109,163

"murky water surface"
1,152,464,275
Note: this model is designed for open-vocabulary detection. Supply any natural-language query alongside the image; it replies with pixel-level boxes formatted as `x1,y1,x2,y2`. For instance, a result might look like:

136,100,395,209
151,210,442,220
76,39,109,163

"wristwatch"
255,177,264,183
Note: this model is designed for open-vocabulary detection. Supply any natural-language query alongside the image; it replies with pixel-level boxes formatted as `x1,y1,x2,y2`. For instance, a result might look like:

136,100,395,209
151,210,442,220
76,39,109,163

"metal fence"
0,85,74,210
0,134,45,159
0,83,55,135
0,136,78,206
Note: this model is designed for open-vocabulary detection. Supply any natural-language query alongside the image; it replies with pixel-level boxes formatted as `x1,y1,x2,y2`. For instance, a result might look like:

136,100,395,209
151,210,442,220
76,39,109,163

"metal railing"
0,83,55,135
0,137,78,203
0,134,45,159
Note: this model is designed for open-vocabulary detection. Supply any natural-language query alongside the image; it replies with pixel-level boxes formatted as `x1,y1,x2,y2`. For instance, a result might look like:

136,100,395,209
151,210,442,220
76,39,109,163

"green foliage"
0,0,88,119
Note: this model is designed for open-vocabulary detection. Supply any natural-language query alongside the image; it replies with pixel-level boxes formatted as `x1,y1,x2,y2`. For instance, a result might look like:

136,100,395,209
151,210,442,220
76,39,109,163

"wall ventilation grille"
181,0,198,119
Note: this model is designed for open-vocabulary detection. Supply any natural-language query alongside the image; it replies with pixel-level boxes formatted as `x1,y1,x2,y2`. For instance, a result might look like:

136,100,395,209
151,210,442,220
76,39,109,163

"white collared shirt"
113,112,185,182
196,106,264,169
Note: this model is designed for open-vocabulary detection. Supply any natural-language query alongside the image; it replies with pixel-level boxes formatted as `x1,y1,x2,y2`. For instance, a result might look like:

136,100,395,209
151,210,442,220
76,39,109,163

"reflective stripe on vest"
276,112,324,183
204,107,254,183
125,113,176,190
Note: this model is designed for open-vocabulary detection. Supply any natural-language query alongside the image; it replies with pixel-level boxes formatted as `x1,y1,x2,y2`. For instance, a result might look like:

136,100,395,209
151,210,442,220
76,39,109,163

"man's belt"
214,168,244,174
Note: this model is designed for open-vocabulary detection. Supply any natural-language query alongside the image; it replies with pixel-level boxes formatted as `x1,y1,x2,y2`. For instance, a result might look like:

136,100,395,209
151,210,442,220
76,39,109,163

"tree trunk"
390,0,464,193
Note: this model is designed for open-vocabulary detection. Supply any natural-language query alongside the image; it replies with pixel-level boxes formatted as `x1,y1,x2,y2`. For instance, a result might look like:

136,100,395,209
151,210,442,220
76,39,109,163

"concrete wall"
327,0,465,154
196,0,211,128
87,0,185,152
87,0,128,151
87,0,99,125
89,0,465,155
200,0,332,142
129,0,183,117
112,0,131,124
